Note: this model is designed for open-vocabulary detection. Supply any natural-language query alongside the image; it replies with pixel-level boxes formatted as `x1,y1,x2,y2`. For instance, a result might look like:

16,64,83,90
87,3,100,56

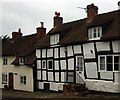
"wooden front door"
9,73,14,89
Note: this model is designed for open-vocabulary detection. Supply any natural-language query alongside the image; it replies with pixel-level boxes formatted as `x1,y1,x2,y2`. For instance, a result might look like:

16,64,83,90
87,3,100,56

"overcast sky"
0,0,119,37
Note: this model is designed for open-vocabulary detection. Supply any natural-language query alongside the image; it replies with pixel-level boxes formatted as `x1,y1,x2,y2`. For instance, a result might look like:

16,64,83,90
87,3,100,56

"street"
1,89,120,100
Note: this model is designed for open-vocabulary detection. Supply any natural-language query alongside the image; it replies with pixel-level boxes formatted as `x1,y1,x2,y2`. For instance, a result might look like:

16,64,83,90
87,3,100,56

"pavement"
1,89,120,100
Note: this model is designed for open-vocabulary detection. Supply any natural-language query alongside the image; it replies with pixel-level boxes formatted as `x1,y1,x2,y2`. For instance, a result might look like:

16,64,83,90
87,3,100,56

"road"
1,89,120,100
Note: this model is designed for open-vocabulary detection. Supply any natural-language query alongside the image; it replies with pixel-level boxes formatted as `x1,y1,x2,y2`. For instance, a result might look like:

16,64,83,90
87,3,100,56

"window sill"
2,65,8,66
88,37,101,41
20,83,26,86
48,69,53,70
19,63,25,66
50,44,60,47
98,71,120,72
2,82,7,84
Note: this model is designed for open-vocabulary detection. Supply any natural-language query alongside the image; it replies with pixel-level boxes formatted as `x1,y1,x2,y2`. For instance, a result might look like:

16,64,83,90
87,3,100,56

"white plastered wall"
60,47,65,57
67,46,73,57
86,79,120,93
54,48,59,58
36,49,41,58
96,42,110,52
73,45,82,54
85,62,98,78
2,56,15,88
83,43,95,59
14,65,33,92
112,40,120,53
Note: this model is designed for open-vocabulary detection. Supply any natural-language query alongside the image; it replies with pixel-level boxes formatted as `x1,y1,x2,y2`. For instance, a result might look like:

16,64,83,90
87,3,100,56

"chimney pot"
40,22,44,28
54,12,63,27
18,28,21,33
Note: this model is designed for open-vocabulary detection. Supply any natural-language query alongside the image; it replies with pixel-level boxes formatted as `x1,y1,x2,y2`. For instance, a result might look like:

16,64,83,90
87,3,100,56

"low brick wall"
63,83,86,96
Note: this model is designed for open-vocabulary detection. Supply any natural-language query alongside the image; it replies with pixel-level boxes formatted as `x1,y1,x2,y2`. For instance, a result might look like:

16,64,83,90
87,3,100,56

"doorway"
9,73,14,89
75,56,85,84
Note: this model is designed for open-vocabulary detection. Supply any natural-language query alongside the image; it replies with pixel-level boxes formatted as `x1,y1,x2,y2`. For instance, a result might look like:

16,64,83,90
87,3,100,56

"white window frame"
20,75,26,85
47,60,53,70
99,55,120,72
19,57,25,65
88,26,102,40
76,56,84,72
3,58,8,65
2,73,7,84
42,60,46,69
50,34,59,45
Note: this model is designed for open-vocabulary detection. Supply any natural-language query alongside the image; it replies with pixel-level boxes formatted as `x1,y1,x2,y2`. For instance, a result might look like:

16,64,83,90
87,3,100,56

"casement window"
76,56,84,71
19,57,25,65
20,75,26,84
88,27,102,40
50,34,59,45
48,60,53,69
3,58,7,65
2,73,7,84
42,60,46,69
99,55,120,71
67,72,74,83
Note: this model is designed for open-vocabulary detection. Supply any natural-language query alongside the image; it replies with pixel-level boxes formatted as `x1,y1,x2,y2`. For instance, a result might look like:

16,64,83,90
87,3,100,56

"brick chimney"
53,12,63,27
12,28,22,40
87,3,98,22
36,22,46,39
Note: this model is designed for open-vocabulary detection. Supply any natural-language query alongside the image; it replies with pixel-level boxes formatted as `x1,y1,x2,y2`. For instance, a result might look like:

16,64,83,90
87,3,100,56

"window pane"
76,56,83,71
100,57,105,64
20,76,26,84
3,58,7,65
107,56,112,63
94,32,97,38
2,73,7,83
88,29,92,39
100,57,105,70
114,56,119,63
98,27,100,37
114,64,119,71
42,61,46,69
24,76,26,84
48,61,52,69
3,59,5,65
89,33,92,39
20,76,23,83
114,56,119,71
107,56,113,71
100,64,105,70
93,28,97,38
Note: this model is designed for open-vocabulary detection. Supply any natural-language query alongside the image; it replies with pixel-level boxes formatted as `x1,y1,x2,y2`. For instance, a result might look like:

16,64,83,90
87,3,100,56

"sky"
0,0,119,37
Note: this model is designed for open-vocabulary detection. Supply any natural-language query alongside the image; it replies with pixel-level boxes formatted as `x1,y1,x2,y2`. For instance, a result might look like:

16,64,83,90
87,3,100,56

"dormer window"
88,26,102,40
50,34,59,45
19,57,25,65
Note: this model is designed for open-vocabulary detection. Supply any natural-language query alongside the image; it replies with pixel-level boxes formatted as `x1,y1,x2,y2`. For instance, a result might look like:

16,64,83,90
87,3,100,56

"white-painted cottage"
1,24,46,92
35,4,120,93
